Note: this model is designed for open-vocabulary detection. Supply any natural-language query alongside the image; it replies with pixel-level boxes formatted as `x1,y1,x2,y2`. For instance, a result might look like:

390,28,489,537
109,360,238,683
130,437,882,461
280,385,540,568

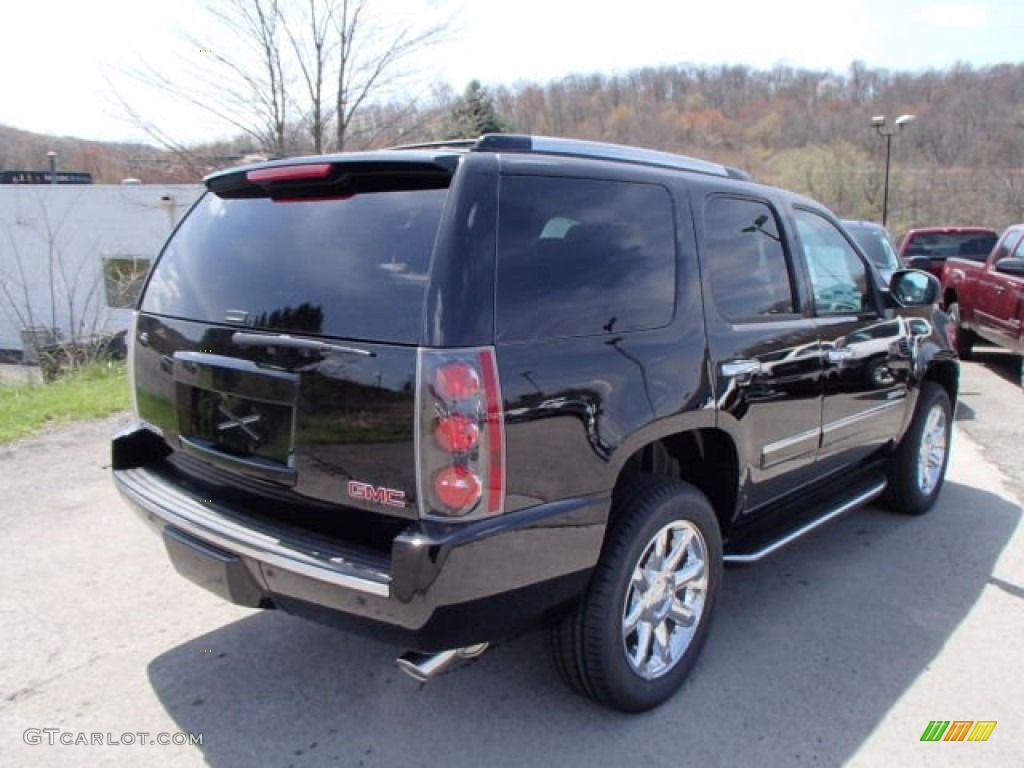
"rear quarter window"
495,176,676,342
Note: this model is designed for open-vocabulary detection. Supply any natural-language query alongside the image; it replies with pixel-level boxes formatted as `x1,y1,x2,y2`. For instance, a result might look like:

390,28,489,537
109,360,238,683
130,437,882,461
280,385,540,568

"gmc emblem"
347,480,407,509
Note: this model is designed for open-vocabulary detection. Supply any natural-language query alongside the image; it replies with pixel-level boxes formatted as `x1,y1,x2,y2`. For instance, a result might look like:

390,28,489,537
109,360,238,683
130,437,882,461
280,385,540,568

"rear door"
701,193,824,511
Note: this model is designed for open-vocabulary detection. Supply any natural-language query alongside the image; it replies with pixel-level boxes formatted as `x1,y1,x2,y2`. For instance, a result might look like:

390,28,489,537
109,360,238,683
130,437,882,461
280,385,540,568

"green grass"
0,363,130,443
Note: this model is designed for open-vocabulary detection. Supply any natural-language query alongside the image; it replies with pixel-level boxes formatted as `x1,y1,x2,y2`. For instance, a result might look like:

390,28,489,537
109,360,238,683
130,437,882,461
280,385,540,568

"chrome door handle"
720,359,762,377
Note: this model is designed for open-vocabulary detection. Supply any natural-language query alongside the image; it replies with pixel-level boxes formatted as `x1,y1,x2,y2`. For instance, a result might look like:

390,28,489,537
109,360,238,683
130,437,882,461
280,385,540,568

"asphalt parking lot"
1,360,1021,767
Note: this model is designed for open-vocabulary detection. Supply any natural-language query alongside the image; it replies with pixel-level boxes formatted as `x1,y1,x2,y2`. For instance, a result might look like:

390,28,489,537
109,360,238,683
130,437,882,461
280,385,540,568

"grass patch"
0,363,130,443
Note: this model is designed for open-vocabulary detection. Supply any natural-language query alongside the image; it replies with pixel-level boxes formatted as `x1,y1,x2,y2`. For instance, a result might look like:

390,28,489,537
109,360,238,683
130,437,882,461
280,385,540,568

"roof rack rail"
472,134,748,180
388,138,477,152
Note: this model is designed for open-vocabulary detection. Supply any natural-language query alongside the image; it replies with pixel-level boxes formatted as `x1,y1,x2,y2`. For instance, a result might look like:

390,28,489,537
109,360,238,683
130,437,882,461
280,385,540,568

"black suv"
113,134,957,712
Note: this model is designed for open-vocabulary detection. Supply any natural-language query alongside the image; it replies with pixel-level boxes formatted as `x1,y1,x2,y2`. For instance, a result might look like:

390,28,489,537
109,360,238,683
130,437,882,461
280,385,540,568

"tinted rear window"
496,176,676,342
903,232,997,262
141,188,447,343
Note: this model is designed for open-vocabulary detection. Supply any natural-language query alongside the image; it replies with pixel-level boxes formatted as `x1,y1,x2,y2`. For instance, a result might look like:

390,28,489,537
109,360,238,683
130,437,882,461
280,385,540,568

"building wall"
0,184,203,353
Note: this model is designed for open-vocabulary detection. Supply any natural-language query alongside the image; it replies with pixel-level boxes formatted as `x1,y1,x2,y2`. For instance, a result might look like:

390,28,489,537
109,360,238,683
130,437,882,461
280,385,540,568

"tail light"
416,347,505,521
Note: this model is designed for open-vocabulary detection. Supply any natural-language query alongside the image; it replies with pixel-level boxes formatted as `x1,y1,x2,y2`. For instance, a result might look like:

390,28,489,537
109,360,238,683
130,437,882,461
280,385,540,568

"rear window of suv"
140,187,447,343
495,176,676,342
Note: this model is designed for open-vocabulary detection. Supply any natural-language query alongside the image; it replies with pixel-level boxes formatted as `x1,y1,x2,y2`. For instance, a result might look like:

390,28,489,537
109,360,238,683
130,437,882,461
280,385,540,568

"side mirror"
995,257,1024,276
906,255,931,272
889,269,940,307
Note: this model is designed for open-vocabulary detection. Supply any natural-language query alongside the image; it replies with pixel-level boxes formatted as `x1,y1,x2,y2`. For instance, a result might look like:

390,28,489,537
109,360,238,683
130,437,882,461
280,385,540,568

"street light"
871,114,916,226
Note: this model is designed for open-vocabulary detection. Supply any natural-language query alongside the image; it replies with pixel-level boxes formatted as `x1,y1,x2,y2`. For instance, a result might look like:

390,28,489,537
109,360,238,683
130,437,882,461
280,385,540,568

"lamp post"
871,114,916,226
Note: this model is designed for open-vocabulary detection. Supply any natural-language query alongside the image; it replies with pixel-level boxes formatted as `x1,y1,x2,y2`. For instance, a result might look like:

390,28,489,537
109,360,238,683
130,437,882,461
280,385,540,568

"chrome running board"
723,477,887,564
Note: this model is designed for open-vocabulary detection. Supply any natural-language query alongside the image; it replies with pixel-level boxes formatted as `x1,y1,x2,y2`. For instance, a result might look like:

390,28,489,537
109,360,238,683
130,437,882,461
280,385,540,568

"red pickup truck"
900,226,999,280
941,223,1024,360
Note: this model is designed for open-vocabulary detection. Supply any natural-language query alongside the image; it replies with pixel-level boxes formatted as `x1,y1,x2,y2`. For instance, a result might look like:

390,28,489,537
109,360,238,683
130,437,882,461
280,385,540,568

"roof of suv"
204,133,753,190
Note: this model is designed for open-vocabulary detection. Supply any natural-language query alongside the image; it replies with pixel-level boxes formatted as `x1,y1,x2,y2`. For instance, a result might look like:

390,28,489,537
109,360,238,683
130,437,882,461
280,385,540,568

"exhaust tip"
396,643,489,683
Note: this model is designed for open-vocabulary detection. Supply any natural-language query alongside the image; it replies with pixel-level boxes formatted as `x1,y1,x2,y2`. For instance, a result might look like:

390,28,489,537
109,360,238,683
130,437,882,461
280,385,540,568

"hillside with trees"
4,61,1022,237
483,61,1024,235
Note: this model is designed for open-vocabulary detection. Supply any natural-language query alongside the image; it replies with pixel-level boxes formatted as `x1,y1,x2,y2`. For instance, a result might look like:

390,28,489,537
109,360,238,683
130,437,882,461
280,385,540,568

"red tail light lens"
435,414,480,453
434,362,480,400
434,466,483,511
417,347,505,521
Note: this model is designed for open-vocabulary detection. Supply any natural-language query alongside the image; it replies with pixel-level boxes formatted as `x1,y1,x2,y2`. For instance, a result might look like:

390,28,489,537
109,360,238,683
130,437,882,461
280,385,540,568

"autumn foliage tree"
17,57,1024,231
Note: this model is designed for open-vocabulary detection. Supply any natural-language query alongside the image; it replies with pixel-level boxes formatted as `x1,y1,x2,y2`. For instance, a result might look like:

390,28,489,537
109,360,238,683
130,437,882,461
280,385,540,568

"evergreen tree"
447,80,508,138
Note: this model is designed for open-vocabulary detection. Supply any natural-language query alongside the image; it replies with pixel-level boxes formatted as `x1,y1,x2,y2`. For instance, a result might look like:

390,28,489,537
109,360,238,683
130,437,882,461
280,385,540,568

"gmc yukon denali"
113,134,958,711
942,223,1024,364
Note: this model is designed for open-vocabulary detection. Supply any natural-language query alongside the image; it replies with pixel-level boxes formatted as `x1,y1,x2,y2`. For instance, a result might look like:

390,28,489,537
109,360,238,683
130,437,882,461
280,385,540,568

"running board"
723,474,887,564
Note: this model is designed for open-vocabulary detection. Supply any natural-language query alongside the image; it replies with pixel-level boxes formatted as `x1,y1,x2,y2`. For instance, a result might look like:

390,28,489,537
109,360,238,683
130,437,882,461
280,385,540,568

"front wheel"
883,382,953,515
549,478,722,712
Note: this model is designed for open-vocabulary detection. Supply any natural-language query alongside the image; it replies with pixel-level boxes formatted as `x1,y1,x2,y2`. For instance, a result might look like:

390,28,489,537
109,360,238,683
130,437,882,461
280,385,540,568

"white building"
0,183,203,356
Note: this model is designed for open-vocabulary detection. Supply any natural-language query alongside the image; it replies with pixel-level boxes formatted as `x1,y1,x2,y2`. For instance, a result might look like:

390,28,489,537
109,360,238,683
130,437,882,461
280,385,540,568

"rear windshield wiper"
231,331,375,357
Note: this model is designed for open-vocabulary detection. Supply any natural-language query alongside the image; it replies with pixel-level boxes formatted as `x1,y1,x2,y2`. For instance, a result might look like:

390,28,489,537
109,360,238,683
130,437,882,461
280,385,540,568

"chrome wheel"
621,520,707,680
916,404,948,496
869,360,895,388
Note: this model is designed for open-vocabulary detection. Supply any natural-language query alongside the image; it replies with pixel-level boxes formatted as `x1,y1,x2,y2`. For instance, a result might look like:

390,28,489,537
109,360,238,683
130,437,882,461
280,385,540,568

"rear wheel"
947,302,975,360
883,382,953,515
549,478,722,712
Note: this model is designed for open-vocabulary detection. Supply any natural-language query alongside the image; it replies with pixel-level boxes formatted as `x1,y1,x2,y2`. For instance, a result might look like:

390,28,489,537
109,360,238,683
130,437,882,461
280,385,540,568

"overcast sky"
3,0,1022,146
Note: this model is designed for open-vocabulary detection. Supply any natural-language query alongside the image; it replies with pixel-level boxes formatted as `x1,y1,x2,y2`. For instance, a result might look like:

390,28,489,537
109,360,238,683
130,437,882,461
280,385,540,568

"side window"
704,197,796,321
793,209,872,316
1005,231,1024,261
496,176,676,342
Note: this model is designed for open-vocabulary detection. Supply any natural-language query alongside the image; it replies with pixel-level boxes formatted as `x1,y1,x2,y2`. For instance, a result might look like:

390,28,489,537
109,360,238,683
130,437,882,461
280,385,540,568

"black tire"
883,382,953,515
865,356,895,389
947,302,975,360
548,477,723,712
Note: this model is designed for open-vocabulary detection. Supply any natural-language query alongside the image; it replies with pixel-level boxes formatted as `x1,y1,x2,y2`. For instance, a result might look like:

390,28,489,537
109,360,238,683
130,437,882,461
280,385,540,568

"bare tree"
331,0,446,150
122,0,448,157
0,189,113,375
281,0,334,153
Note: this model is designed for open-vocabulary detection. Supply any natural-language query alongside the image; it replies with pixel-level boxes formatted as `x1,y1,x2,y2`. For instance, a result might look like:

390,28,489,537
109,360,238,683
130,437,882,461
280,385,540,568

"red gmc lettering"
347,481,407,508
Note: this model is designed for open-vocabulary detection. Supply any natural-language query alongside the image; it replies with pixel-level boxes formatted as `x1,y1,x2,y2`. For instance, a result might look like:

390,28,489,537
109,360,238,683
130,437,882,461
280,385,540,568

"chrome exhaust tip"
396,643,489,683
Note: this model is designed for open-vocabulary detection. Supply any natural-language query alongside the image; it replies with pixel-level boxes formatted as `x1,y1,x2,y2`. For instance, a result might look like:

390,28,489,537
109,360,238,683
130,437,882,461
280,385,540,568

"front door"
790,208,909,470
976,230,1024,352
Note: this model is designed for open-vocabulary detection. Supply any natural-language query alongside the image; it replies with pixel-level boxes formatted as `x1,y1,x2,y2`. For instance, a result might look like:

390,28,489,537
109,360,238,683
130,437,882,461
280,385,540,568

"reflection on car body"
833,317,929,389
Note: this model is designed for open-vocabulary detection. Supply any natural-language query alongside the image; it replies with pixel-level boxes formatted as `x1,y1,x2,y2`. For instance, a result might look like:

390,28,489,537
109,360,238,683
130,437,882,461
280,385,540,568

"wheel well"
614,429,738,537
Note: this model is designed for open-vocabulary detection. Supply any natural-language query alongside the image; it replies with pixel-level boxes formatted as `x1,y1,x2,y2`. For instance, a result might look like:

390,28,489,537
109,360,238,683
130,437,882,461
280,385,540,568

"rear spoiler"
205,155,459,200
